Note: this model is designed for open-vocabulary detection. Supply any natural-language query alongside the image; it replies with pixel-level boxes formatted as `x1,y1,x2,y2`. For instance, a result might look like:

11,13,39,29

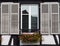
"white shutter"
40,3,49,34
40,2,59,34
51,3,59,34
10,3,19,34
1,3,19,34
1,4,9,34
51,14,58,33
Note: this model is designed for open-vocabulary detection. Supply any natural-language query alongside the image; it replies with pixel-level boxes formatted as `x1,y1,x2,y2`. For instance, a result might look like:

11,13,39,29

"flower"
19,33,42,43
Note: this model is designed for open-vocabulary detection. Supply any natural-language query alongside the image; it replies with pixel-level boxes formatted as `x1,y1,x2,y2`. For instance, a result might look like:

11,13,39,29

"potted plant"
19,33,42,43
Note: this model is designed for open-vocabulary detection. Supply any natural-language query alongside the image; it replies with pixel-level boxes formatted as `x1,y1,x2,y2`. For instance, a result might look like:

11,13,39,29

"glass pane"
31,5,39,32
21,5,29,14
22,15,29,32
31,5,38,16
21,5,29,33
21,4,39,33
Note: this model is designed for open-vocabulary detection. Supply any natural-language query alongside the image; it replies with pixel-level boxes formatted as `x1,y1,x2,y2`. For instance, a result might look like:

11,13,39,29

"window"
21,4,39,33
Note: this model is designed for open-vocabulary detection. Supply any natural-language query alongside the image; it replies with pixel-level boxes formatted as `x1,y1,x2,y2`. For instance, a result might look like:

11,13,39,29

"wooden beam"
13,35,20,46
8,35,20,46
53,35,58,45
58,35,60,45
0,35,1,46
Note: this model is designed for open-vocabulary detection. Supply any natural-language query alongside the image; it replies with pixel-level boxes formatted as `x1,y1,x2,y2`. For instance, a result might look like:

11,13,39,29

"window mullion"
29,6,31,32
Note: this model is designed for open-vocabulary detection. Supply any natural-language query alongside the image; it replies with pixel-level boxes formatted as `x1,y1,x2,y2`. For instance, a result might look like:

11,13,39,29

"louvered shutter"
51,4,59,34
40,4,49,34
10,3,19,34
1,3,19,34
40,2,59,34
1,3,9,34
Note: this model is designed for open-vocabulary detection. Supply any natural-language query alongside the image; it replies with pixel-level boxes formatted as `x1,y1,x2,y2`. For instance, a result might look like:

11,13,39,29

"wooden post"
40,35,42,45
58,35,60,45
0,35,1,46
13,35,20,46
39,30,42,45
53,35,58,45
8,35,20,46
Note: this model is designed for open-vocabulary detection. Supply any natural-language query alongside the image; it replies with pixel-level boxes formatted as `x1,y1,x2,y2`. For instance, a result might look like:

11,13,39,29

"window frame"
20,4,40,33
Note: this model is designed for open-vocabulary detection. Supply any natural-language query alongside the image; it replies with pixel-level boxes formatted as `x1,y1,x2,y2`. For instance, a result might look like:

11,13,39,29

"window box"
19,33,42,43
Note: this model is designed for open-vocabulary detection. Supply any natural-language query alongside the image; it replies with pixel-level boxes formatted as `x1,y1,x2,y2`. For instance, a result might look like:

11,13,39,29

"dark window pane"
22,15,29,32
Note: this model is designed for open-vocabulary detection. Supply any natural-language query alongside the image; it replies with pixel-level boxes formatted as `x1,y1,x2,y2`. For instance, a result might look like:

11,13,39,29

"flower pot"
19,33,42,44
20,40,40,45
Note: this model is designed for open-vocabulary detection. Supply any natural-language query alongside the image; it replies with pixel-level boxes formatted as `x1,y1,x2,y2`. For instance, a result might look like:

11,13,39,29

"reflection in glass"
31,5,39,32
21,4,39,32
21,5,29,13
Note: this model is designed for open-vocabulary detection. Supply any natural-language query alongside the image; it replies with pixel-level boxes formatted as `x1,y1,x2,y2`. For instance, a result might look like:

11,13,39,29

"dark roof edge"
0,0,59,2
